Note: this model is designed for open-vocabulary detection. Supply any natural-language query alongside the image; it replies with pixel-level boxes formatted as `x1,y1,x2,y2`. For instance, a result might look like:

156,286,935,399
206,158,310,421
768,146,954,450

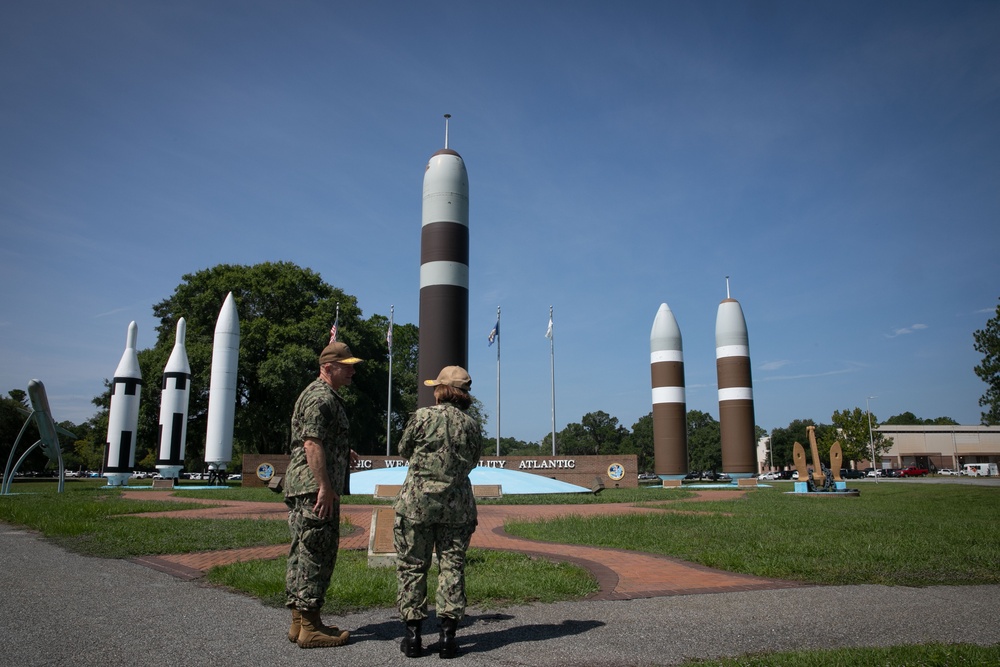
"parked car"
840,469,866,479
684,471,701,480
937,468,958,476
637,472,659,481
899,466,929,477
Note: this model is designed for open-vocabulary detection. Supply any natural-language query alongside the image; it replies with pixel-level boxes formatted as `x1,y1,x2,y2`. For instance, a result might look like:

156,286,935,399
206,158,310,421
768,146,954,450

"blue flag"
488,320,499,346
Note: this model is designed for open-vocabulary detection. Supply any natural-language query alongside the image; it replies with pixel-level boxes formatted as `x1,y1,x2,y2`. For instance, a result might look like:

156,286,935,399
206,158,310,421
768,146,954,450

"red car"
899,466,929,477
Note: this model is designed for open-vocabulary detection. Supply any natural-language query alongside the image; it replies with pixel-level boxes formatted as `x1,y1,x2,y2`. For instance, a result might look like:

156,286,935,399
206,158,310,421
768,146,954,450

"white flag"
545,316,553,339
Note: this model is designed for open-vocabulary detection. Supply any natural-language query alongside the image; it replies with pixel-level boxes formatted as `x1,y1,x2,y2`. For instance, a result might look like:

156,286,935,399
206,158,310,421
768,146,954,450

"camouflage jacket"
284,378,351,500
393,403,483,525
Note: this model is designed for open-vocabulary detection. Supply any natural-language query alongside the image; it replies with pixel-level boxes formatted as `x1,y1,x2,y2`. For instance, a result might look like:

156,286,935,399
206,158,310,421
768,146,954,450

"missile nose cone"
716,299,749,348
27,379,51,413
650,303,682,353
165,317,191,374
216,292,240,335
126,320,138,350
114,321,142,379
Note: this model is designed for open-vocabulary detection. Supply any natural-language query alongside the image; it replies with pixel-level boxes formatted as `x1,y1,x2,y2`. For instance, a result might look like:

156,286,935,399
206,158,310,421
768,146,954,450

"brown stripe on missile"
653,403,688,475
716,356,753,390
720,400,757,473
417,284,469,408
651,361,685,390
421,222,469,265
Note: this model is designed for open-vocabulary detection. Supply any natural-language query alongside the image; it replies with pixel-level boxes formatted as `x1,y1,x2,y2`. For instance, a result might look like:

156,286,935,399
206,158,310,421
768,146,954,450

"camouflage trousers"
393,515,476,622
285,494,340,611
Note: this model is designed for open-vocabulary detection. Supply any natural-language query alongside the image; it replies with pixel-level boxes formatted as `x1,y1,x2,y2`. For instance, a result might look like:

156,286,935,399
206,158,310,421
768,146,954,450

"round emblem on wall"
607,463,625,481
256,462,275,481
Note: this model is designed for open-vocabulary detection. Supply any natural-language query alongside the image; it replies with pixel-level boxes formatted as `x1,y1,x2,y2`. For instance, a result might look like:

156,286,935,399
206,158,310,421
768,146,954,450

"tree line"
3,263,996,475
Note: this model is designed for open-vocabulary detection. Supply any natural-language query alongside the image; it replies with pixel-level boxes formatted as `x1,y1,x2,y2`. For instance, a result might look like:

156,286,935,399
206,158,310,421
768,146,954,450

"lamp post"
866,396,878,485
768,430,775,471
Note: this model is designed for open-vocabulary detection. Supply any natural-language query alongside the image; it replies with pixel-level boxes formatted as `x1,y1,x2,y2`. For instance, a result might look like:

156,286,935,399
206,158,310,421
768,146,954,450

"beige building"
874,424,1000,472
756,424,1000,474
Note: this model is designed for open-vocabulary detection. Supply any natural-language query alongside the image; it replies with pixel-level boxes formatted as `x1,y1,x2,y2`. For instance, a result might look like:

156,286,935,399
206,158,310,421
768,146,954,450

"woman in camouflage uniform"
394,366,483,659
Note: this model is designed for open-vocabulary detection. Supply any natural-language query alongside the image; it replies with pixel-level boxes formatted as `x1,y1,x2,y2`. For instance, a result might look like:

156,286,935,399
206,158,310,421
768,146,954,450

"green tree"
885,411,959,426
552,422,590,456
769,419,823,469
1,389,42,474
581,411,628,455
831,407,893,465
624,412,654,472
489,436,540,457
686,410,720,473
974,298,1000,425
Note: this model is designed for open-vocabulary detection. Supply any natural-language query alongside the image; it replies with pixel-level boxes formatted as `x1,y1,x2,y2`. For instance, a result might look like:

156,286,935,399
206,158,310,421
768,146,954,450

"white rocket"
105,321,142,487
204,293,239,474
156,318,191,480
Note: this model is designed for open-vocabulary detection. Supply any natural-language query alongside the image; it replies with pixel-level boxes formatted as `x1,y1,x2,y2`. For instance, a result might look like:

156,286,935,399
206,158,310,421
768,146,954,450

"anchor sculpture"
792,425,844,492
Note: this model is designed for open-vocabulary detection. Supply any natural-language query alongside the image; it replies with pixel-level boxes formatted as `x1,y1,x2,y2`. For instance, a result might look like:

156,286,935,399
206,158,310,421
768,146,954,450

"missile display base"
206,470,228,486
787,480,860,497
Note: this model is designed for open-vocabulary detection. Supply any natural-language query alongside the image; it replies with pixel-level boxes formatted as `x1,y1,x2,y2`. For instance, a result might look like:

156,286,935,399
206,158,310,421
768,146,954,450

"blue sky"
2,1,998,443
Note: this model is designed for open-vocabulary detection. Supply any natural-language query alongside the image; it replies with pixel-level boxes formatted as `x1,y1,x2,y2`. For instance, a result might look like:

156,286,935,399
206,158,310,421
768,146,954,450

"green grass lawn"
504,482,1000,586
2,478,998,665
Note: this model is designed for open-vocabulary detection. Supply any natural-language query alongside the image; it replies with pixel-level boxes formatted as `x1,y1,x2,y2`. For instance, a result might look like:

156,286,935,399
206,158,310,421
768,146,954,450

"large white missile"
650,303,687,477
205,293,239,473
716,284,756,477
105,321,142,486
418,114,470,408
156,318,191,480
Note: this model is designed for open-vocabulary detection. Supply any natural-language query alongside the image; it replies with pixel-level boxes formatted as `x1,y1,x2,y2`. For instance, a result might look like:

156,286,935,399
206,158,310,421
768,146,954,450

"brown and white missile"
716,281,757,477
418,115,469,407
650,302,687,478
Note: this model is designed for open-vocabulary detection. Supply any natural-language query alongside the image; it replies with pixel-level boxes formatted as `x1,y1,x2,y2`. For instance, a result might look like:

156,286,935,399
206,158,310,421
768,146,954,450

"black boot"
438,617,458,659
401,620,422,658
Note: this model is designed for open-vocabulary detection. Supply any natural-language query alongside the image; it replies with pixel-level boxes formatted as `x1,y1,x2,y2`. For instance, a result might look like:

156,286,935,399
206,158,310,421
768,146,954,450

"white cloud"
885,323,928,338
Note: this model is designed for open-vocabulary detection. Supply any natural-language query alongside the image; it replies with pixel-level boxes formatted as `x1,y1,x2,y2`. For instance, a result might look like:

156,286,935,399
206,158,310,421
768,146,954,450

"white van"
962,463,998,477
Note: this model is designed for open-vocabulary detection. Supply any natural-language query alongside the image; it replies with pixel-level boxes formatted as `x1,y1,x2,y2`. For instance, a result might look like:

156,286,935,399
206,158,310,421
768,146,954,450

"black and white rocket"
650,302,687,478
715,279,757,477
155,318,191,480
105,321,142,486
417,115,469,407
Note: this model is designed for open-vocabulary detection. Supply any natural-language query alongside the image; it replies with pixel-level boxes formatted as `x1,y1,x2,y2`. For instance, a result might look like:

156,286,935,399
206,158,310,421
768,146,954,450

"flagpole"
495,306,501,456
547,306,556,456
386,305,394,456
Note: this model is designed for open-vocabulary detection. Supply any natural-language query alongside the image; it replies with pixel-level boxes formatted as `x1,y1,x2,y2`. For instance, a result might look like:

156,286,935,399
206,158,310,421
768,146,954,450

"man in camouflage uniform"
393,366,483,659
283,341,362,649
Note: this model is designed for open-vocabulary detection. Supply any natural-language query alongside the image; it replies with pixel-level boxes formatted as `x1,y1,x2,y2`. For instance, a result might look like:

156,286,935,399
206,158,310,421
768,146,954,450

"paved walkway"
123,489,805,599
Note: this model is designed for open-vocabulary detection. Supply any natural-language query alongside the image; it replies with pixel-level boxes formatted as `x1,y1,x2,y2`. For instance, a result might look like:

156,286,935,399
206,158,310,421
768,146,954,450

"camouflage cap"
319,341,363,365
423,365,472,391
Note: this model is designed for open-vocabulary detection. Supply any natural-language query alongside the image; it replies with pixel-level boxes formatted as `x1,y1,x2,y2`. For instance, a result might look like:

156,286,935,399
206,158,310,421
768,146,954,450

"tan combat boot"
288,608,300,642
296,609,349,649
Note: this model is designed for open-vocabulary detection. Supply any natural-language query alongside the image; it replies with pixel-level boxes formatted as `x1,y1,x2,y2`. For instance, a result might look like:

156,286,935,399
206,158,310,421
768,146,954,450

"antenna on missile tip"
444,114,451,149
726,276,731,299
